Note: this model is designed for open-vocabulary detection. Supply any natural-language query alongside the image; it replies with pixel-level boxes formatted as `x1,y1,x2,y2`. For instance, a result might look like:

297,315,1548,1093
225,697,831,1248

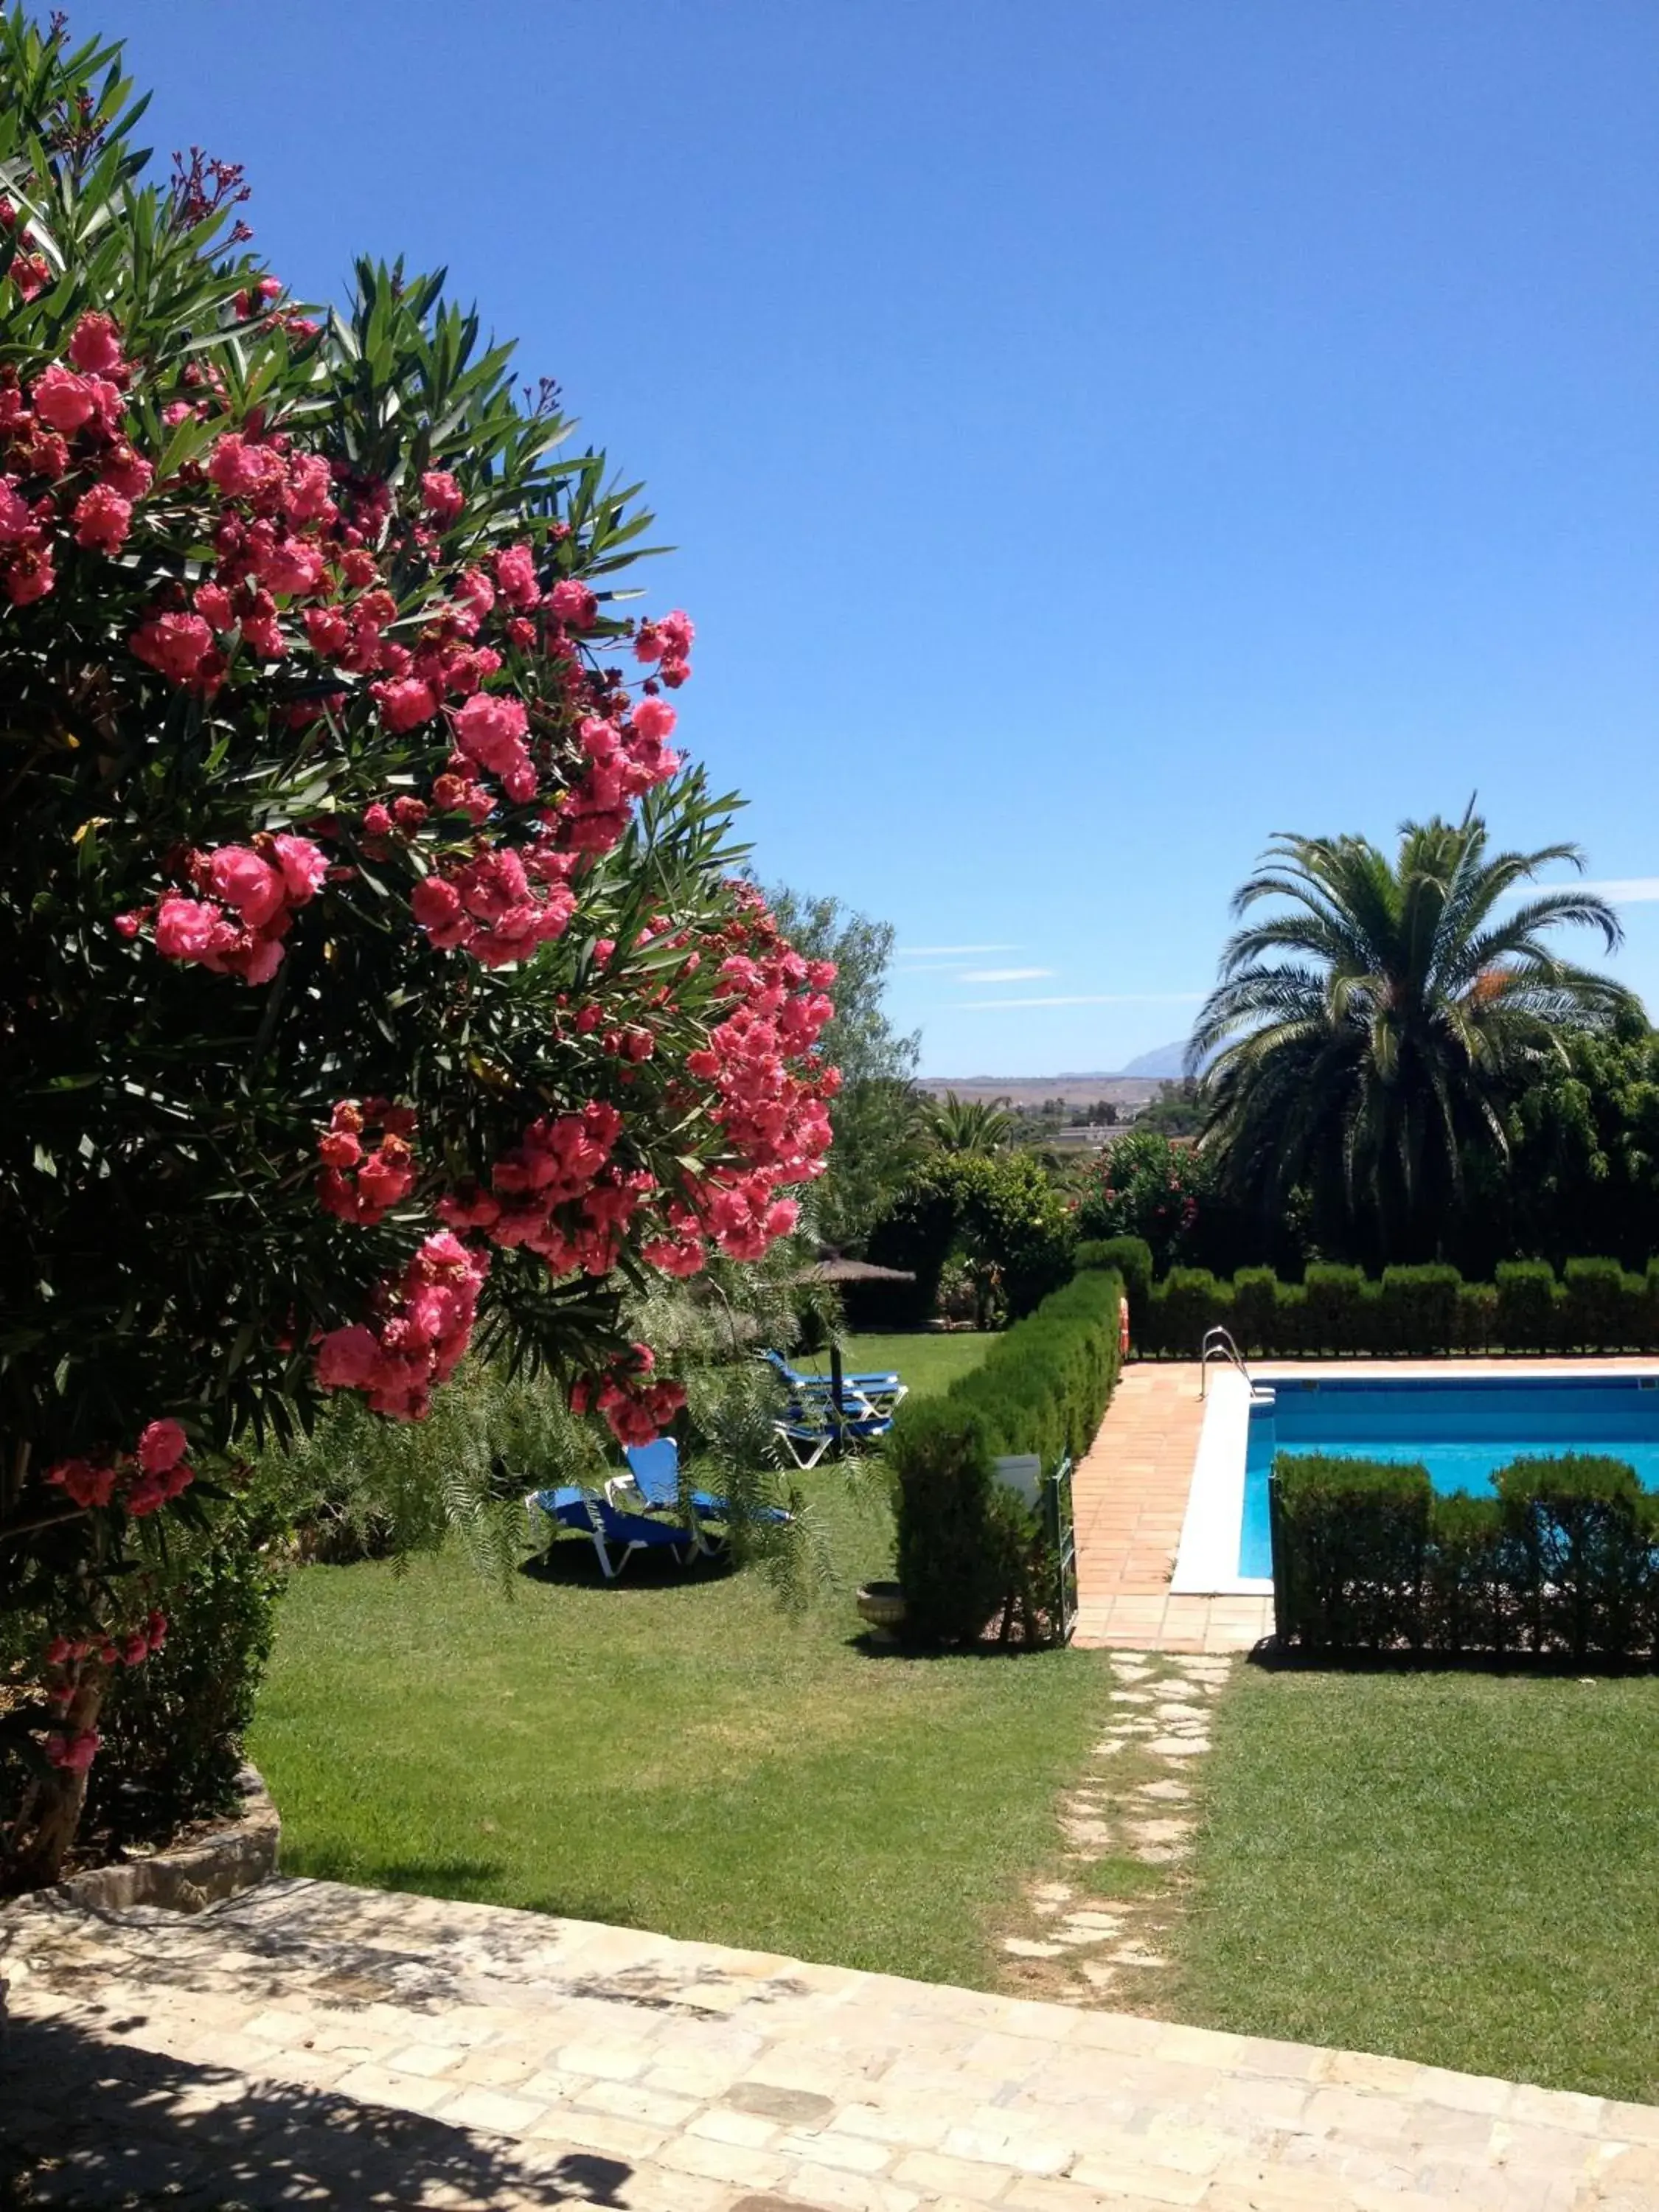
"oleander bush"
1127,1257,1659,1357
1272,1450,1659,1659
889,1268,1122,1647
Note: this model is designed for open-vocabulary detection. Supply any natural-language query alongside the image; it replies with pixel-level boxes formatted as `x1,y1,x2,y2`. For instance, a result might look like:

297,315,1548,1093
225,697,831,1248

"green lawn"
796,1329,992,1401
1169,1666,1659,2101
248,1356,1107,1987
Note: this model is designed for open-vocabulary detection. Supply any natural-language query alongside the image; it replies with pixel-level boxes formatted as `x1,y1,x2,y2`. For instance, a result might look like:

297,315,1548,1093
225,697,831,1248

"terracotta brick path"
1072,1363,1273,1653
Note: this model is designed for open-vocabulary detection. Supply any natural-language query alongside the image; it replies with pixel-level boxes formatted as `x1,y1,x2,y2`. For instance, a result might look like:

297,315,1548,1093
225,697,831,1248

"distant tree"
868,1150,1074,1324
922,1092,1015,1155
1192,809,1638,1261
1074,1129,1208,1273
764,887,919,1251
1135,1081,1203,1138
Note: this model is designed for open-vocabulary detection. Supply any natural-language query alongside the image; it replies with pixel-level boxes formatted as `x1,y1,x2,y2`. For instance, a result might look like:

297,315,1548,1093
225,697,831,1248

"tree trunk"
7,1666,107,1893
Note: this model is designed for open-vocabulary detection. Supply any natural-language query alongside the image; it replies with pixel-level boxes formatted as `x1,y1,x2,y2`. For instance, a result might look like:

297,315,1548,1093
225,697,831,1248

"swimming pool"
1237,1374,1659,1578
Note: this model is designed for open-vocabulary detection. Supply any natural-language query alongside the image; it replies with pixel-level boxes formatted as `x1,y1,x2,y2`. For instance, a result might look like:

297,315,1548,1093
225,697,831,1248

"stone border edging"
50,1762,278,1914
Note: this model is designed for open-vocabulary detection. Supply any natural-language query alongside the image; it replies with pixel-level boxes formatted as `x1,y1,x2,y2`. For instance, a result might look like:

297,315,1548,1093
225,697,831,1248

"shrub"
1271,1455,1430,1650
1273,1450,1659,1660
1495,1262,1558,1353
1077,1235,1152,1324
1156,1269,1231,1357
888,1269,1123,1646
0,13,837,1887
1298,1265,1369,1354
1495,1455,1657,1660
1230,1268,1280,1356
889,1403,1015,1647
1453,1281,1498,1352
1377,1265,1461,1356
84,1515,286,1846
1560,1259,1632,1352
1073,1130,1207,1273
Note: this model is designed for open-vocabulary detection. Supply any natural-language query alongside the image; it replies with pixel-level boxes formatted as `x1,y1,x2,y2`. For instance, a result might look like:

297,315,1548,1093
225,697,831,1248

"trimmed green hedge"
1129,1258,1659,1357
890,1268,1123,1647
1272,1451,1659,1659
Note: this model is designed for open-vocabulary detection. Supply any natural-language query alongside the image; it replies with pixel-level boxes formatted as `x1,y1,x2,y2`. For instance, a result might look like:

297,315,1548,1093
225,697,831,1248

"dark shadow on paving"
0,2010,629,2208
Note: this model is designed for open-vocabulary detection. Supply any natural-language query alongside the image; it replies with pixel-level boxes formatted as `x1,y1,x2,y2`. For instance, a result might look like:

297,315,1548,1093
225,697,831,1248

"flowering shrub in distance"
0,12,835,1885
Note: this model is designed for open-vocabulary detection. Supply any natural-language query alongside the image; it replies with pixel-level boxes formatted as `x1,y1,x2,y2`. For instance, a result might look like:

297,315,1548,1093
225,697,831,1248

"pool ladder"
1199,1325,1274,1402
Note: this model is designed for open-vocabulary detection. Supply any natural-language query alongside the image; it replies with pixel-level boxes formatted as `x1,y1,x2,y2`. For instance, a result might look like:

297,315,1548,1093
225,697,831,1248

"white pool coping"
1168,1356,1659,1598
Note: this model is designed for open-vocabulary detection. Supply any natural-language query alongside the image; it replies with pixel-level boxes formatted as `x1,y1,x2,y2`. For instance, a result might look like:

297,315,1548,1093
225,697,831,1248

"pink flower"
136,1418,187,1472
100,442,153,500
154,896,224,961
207,846,286,928
195,582,234,630
304,605,351,657
257,537,327,596
72,483,132,553
68,312,125,376
47,1458,118,1509
374,676,439,733
630,696,677,745
31,365,97,432
3,546,52,605
495,542,540,609
453,692,529,773
130,611,214,684
547,579,597,629
420,470,464,524
319,1129,362,1169
45,1730,101,1773
0,478,32,541
272,833,327,902
208,433,286,500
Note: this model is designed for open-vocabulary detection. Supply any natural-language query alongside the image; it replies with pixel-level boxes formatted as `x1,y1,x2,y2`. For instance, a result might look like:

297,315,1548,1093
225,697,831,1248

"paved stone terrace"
4,1877,1657,2209
1072,1363,1272,1654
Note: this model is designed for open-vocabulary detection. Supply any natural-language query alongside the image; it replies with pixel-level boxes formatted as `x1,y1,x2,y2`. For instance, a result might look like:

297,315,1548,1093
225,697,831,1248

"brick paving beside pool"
1071,1361,1273,1653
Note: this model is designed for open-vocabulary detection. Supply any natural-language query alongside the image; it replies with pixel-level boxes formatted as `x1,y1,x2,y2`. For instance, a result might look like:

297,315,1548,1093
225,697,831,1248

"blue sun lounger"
526,1484,694,1579
762,1349,907,1418
613,1438,793,1556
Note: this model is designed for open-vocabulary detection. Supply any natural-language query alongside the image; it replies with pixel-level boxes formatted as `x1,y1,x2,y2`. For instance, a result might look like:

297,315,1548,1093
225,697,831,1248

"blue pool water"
1240,1377,1659,1579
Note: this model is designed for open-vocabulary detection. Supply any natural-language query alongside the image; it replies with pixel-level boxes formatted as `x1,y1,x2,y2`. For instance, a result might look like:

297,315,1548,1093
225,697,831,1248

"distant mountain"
1115,1039,1192,1079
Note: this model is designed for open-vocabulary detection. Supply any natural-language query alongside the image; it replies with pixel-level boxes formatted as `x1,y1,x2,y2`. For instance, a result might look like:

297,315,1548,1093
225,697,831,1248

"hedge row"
1116,1258,1659,1357
888,1267,1124,1647
1273,1452,1659,1660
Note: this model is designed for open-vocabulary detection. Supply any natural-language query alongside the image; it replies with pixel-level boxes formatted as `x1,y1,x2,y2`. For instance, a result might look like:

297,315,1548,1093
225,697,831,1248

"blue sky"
91,0,1658,1077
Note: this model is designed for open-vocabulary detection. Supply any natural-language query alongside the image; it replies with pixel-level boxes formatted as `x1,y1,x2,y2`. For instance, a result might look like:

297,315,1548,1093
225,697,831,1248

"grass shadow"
517,1540,735,1593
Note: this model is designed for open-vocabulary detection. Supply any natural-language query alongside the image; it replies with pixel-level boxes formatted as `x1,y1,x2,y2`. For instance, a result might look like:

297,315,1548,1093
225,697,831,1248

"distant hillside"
915,1074,1164,1107
1116,1038,1191,1079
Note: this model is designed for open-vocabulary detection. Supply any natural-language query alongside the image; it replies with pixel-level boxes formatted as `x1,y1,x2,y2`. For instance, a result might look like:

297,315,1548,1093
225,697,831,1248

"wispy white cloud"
957,966,1053,984
957,992,1206,1011
897,942,1020,959
1530,878,1659,902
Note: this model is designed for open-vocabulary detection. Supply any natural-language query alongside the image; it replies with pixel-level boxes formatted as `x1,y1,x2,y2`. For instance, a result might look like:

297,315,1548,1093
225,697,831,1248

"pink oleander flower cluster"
38,1603,168,1773
0,311,145,605
46,1418,195,1518
314,1232,488,1419
122,832,329,986
569,1343,687,1448
316,1098,419,1226
12,312,835,1457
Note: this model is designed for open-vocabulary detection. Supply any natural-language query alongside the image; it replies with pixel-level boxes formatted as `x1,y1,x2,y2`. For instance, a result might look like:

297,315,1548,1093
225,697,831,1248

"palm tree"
921,1091,1016,1155
1190,807,1641,1259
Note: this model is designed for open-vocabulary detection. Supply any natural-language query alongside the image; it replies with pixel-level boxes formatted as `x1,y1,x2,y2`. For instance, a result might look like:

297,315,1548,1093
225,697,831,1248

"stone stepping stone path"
998,1648,1230,2006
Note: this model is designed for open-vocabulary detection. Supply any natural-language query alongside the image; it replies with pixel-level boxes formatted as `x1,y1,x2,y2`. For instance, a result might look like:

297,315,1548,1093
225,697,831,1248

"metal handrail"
1199,1324,1253,1398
